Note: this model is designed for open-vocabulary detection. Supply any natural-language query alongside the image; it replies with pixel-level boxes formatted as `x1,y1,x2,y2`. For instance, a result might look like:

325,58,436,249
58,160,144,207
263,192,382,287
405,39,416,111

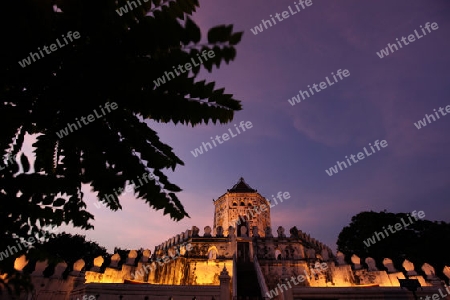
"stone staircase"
236,261,263,300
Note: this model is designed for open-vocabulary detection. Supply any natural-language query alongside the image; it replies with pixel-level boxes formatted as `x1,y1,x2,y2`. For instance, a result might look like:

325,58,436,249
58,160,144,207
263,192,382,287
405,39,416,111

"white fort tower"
213,177,271,238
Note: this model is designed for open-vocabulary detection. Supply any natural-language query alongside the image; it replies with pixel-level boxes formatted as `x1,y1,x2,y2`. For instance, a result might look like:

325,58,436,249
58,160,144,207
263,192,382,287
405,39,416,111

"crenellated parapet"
317,252,441,288
247,224,449,293
2,223,449,299
252,225,334,263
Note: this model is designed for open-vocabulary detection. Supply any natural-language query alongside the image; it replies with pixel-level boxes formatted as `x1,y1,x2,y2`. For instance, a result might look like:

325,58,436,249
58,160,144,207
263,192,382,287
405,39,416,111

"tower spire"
227,177,256,193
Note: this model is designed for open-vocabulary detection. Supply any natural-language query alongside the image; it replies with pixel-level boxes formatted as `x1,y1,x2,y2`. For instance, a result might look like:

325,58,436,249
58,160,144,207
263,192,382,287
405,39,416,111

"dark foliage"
337,210,450,282
0,0,243,293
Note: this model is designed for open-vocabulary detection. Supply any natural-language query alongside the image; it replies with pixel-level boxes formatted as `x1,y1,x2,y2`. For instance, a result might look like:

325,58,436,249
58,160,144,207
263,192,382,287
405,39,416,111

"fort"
2,177,450,299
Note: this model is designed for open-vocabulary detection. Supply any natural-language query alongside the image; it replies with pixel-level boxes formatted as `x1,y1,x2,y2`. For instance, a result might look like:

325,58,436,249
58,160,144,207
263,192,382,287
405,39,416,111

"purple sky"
26,0,450,253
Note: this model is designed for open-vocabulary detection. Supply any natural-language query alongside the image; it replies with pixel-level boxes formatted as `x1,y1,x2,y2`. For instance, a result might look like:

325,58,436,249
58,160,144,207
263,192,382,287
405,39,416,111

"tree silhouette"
337,211,450,282
0,0,243,292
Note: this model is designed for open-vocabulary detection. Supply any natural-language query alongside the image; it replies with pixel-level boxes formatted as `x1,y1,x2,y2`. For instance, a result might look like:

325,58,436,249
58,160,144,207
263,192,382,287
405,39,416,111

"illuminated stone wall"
1,175,447,300
145,257,233,285
187,259,234,285
1,225,448,300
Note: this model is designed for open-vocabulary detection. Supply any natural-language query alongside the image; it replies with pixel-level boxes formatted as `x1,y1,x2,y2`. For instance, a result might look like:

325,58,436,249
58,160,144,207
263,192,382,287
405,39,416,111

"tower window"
232,202,237,206
240,201,245,206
